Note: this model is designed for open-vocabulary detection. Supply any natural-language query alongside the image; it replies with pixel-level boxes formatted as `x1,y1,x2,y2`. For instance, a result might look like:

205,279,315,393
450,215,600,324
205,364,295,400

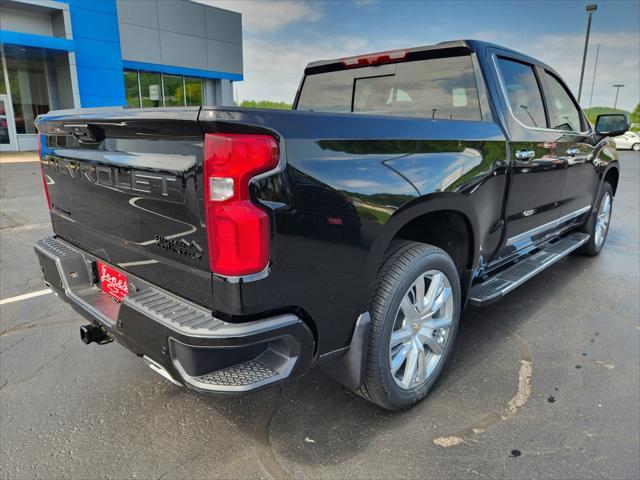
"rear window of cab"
296,55,482,121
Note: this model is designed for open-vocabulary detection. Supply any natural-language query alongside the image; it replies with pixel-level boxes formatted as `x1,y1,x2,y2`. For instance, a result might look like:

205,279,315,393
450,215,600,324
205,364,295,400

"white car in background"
613,131,640,151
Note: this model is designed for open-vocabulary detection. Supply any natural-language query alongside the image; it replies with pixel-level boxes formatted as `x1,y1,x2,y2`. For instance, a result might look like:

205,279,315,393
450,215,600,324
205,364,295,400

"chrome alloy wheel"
389,270,454,390
594,191,612,248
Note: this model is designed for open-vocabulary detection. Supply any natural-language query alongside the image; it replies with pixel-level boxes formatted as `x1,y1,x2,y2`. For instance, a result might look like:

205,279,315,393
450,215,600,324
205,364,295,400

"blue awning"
122,60,242,82
0,30,74,52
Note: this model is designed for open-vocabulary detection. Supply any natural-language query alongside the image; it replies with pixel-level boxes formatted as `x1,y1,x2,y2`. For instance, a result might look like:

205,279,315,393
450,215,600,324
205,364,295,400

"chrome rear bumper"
34,236,315,393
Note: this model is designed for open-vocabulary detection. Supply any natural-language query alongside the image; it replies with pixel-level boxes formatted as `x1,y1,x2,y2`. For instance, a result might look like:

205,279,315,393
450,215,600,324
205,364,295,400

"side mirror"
595,113,629,137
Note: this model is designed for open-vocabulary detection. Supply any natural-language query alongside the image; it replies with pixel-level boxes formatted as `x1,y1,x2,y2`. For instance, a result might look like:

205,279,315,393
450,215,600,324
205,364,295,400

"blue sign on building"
0,0,243,151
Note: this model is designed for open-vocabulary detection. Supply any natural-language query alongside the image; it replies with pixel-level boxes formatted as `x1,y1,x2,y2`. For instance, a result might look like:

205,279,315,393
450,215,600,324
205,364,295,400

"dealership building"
0,0,243,151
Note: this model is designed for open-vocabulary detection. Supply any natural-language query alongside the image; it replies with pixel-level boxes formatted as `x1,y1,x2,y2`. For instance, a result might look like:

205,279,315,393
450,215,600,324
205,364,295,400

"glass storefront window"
163,75,183,106
0,59,7,144
139,72,162,107
0,97,9,145
5,55,50,134
124,70,140,108
0,60,6,95
185,77,203,106
124,71,206,108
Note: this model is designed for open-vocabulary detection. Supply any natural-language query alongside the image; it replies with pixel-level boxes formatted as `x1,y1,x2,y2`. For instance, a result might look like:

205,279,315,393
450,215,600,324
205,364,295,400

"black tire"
356,241,461,410
578,182,613,256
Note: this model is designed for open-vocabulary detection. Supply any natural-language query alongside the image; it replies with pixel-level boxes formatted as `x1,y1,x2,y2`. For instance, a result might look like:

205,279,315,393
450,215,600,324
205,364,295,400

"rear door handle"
515,149,535,160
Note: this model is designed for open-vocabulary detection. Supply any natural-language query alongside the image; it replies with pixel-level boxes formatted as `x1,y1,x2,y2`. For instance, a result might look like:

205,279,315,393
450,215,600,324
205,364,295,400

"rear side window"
497,58,546,129
542,71,583,132
296,70,353,113
297,55,483,121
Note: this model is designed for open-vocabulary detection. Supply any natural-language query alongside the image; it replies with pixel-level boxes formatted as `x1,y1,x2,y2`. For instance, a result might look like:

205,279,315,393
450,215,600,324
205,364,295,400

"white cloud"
199,1,639,111
235,36,369,103
524,32,640,111
341,179,379,189
237,31,638,110
201,0,323,33
469,30,639,111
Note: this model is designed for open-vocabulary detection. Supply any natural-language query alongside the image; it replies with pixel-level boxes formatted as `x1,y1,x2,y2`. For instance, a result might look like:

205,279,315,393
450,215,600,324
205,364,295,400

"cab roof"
304,39,554,76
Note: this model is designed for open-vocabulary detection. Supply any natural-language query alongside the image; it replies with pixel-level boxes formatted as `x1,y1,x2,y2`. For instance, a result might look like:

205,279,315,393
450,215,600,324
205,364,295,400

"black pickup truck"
34,40,629,410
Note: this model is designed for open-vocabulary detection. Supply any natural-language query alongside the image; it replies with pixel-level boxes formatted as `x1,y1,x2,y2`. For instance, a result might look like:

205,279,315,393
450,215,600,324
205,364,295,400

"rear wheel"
357,241,460,410
632,143,640,151
579,182,613,256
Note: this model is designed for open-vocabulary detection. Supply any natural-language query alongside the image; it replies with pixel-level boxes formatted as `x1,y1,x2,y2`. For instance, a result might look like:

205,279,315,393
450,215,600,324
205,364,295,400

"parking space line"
0,223,52,233
0,289,52,306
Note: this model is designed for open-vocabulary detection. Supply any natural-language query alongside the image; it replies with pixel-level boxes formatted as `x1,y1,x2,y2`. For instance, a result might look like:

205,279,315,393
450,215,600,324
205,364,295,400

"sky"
203,0,640,111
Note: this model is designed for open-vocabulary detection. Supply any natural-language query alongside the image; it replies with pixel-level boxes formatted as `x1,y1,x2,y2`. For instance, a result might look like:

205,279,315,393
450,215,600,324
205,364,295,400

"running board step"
469,232,590,306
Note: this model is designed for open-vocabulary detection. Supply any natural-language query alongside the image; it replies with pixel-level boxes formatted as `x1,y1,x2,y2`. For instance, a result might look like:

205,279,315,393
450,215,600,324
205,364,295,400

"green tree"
631,102,640,130
238,100,292,110
583,106,629,124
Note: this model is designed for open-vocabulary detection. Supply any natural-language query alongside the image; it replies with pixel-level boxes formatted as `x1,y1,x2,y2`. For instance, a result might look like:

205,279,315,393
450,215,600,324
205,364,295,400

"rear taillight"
203,133,279,277
38,134,51,210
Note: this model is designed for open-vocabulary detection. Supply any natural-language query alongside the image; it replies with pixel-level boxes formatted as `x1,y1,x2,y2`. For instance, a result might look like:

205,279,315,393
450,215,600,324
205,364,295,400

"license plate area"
97,261,129,302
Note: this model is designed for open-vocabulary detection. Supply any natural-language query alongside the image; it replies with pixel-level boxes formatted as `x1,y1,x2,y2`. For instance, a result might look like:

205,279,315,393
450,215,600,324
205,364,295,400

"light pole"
613,84,624,109
588,44,600,110
577,4,598,104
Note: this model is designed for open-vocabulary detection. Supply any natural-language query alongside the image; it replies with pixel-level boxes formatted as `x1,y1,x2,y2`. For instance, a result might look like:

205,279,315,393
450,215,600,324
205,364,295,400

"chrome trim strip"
125,289,299,338
214,264,270,284
51,208,76,223
469,234,591,305
506,205,591,246
470,234,590,304
491,53,591,136
143,356,182,386
36,236,298,338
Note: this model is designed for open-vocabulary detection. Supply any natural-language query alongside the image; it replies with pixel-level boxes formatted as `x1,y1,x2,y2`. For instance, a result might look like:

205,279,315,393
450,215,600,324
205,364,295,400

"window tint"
298,56,482,120
124,72,206,108
163,75,183,106
353,75,395,115
140,72,162,107
185,77,203,106
0,98,9,144
359,56,481,120
542,71,582,132
497,58,546,128
0,59,6,95
297,69,353,113
5,55,50,134
124,70,140,108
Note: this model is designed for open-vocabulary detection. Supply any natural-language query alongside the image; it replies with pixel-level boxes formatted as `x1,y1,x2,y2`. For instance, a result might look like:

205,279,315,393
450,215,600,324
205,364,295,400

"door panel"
505,139,566,243
538,70,598,218
491,56,567,257
558,136,597,216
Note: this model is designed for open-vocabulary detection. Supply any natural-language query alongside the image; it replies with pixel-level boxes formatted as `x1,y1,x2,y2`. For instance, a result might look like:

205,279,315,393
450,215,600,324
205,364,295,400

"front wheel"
579,182,613,256
357,241,461,410
632,143,640,151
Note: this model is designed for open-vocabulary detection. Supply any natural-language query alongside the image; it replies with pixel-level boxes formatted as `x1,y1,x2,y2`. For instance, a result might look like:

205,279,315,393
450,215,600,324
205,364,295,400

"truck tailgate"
36,108,213,309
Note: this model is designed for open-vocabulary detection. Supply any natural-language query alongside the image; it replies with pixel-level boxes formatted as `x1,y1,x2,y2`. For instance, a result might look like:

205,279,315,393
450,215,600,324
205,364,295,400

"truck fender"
354,192,481,319
590,138,620,218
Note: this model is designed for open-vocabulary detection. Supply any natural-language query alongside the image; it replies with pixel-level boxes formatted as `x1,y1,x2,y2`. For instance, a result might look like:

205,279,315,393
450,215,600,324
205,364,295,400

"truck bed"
36,105,505,354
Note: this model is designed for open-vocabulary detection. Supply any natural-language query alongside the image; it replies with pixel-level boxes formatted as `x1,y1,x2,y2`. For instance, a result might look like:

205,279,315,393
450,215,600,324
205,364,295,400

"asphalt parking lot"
1,151,639,480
